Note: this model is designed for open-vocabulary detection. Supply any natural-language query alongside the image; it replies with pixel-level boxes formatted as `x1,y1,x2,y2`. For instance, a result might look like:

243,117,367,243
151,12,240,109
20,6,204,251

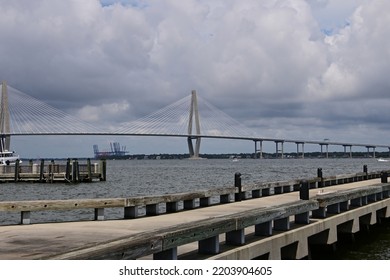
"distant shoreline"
20,151,390,161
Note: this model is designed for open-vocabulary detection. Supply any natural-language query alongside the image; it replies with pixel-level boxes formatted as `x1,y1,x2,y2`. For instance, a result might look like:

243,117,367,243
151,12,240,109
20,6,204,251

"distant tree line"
23,151,389,161
126,151,390,160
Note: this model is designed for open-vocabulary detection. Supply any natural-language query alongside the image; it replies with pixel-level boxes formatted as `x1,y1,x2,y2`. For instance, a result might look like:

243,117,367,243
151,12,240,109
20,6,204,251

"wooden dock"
0,159,106,183
0,169,389,260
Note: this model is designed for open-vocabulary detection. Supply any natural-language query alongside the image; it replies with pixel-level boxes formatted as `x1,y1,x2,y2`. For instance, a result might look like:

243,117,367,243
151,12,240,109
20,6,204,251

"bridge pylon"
0,81,11,153
187,90,201,158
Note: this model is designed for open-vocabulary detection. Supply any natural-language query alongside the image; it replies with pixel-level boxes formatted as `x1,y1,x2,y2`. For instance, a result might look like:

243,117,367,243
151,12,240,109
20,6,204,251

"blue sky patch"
100,0,147,9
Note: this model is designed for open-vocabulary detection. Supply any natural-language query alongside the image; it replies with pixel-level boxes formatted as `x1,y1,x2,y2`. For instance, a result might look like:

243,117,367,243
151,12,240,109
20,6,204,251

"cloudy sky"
1,0,390,158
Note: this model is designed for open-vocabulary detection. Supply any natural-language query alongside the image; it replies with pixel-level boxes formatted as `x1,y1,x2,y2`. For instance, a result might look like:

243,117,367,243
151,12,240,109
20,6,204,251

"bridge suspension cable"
114,92,257,138
2,83,257,139
115,94,192,135
4,85,102,135
2,82,390,158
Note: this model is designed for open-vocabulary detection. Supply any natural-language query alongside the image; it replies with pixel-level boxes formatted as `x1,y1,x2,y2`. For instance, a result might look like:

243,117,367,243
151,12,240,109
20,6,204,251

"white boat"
232,157,239,162
0,150,21,165
377,158,389,162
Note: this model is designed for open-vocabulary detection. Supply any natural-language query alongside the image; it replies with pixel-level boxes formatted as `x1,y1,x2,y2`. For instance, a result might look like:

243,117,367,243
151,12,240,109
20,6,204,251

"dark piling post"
317,168,323,188
14,159,20,182
72,159,79,183
76,160,80,183
87,158,92,182
234,172,242,202
100,159,106,181
381,171,388,183
29,159,33,172
363,165,368,180
65,158,71,181
50,160,55,183
300,180,309,200
39,159,45,182
72,159,76,183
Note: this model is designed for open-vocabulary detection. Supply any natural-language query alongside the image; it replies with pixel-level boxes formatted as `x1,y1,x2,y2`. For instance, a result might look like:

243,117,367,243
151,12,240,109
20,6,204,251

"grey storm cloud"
1,0,390,157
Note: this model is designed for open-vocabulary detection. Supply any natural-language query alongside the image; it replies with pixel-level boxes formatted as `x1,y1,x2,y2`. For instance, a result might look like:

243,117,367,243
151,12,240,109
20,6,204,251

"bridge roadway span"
0,178,389,260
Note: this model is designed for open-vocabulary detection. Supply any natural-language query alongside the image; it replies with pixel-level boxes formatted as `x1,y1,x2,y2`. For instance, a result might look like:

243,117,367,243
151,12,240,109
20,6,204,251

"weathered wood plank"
45,232,162,260
314,184,388,207
160,217,237,250
125,187,236,206
0,198,126,212
1,175,388,225
43,200,324,259
161,200,318,250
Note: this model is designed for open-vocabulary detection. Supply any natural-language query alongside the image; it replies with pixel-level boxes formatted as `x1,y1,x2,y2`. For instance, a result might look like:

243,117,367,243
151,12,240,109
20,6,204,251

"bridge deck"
0,178,385,260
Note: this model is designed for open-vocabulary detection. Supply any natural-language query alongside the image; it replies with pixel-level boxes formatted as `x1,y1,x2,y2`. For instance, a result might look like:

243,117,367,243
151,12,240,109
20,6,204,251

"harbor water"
0,157,389,259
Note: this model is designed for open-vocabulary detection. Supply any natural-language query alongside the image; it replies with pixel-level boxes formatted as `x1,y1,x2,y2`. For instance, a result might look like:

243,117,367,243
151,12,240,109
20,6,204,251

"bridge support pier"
0,81,11,154
187,90,202,158
366,146,376,158
254,140,263,159
320,144,329,158
275,141,284,159
187,136,201,158
296,142,304,158
343,145,352,158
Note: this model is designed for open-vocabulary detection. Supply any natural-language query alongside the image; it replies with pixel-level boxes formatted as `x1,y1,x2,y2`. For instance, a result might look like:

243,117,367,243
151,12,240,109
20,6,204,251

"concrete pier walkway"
0,178,389,260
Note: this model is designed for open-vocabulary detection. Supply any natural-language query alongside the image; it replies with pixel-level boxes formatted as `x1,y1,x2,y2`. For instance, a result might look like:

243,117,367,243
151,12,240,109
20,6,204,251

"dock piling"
87,158,92,182
94,208,105,221
200,197,211,207
274,217,290,231
226,229,245,245
146,204,160,216
363,165,368,180
381,171,388,183
184,199,196,209
300,180,309,200
295,212,310,224
124,206,139,219
154,248,178,260
65,158,71,181
100,159,106,181
14,159,20,182
49,160,55,183
39,159,45,182
255,221,273,236
166,202,179,212
234,172,242,202
317,168,323,188
21,211,31,225
71,159,80,183
199,236,219,254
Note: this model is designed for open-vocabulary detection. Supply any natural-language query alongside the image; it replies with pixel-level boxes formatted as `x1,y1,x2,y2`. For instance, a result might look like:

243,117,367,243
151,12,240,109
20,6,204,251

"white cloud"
311,1,390,101
75,101,130,123
1,0,390,157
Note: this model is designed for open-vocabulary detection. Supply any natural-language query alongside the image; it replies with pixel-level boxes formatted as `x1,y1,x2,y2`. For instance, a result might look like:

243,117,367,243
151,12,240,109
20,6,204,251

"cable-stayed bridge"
1,81,389,158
